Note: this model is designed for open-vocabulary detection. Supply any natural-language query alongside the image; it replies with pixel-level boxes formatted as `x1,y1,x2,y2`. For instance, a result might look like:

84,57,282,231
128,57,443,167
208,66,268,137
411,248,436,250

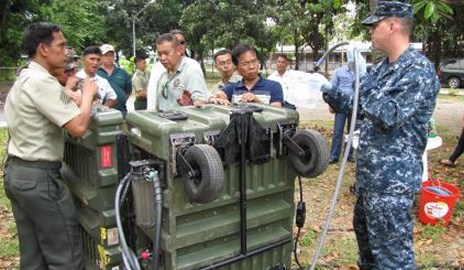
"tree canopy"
0,0,462,69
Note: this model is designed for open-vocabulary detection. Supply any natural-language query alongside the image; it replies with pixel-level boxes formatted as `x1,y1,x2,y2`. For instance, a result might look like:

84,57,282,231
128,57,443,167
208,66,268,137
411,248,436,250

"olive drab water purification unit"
62,104,328,270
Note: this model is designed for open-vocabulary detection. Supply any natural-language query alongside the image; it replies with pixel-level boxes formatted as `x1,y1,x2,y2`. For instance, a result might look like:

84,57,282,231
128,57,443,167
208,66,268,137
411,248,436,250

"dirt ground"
297,96,463,133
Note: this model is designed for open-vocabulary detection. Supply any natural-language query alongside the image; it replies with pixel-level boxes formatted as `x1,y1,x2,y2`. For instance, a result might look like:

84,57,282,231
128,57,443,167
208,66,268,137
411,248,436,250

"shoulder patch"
60,90,73,104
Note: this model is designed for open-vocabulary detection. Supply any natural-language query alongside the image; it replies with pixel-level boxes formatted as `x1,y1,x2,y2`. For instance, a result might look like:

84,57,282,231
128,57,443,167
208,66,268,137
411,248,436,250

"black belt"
7,156,62,169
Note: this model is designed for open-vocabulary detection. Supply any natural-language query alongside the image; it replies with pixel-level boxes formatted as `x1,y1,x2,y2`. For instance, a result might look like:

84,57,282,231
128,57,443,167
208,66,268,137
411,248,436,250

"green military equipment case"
64,104,328,270
62,108,124,269
124,104,300,270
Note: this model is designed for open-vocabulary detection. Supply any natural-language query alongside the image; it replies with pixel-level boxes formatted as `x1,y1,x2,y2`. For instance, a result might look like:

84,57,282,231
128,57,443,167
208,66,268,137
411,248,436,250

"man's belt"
7,156,62,169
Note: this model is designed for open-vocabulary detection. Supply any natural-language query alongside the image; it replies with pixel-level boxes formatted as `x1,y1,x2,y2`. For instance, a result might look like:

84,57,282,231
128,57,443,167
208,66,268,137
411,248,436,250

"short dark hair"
169,29,185,38
276,53,289,62
83,45,102,57
231,44,257,65
213,49,233,63
156,33,179,47
23,22,62,58
134,54,147,64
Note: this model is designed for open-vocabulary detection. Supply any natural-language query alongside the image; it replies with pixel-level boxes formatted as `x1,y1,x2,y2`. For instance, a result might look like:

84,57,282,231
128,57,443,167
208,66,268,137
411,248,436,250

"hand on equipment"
320,82,333,94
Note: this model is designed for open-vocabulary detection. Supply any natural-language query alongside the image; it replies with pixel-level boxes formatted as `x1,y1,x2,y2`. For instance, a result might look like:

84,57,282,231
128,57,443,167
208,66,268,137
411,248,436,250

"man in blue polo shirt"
209,44,283,107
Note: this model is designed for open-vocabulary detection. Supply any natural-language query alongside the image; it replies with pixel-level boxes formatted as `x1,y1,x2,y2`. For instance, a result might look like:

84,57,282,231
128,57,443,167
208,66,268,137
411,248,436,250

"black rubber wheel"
448,77,461,88
289,129,329,178
183,144,224,203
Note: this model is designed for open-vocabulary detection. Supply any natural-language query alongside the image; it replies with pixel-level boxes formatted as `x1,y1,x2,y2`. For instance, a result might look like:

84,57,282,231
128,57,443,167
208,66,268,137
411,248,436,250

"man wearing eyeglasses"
209,44,283,107
209,49,241,95
154,33,208,111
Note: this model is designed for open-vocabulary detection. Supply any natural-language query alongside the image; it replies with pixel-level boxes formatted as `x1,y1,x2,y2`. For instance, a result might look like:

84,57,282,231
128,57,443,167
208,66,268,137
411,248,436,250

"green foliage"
0,129,18,263
180,0,279,72
420,224,448,242
119,58,135,75
267,0,345,68
299,229,317,247
49,0,107,52
412,0,454,23
447,88,459,96
0,0,52,66
100,0,186,58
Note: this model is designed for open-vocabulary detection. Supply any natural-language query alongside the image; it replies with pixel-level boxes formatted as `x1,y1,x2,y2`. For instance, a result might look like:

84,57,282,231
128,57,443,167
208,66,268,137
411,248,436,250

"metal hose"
115,173,142,270
309,43,362,270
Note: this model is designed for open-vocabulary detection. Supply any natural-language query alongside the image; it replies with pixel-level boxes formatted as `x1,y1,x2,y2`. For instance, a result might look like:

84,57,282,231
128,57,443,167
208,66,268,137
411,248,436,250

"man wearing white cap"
97,44,132,113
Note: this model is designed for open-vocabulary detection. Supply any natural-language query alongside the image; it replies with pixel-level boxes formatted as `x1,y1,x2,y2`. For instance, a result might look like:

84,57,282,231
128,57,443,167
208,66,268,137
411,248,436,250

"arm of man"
132,74,147,98
208,90,230,105
64,75,82,106
101,79,118,108
64,79,98,137
269,80,283,107
124,70,133,100
360,64,439,130
185,69,208,107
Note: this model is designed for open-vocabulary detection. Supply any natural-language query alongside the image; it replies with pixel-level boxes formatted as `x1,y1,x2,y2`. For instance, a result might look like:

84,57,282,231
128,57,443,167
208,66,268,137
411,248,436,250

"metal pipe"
238,111,249,255
152,170,163,270
309,43,362,270
314,41,350,69
132,19,136,58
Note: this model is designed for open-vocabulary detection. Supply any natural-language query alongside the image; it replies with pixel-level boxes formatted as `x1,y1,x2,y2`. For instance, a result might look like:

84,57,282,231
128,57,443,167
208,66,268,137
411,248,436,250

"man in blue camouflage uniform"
321,1,440,269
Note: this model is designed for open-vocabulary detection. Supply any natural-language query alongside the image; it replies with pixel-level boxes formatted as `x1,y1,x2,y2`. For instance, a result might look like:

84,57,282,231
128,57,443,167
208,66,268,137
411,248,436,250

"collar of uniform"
173,56,187,74
383,47,415,69
28,61,61,84
29,61,51,75
236,75,264,89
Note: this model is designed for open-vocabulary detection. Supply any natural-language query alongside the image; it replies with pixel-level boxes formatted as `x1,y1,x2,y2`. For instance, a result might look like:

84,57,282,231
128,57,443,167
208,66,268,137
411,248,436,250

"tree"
180,0,279,74
412,0,454,68
0,0,52,66
268,0,346,70
49,0,107,53
99,0,188,58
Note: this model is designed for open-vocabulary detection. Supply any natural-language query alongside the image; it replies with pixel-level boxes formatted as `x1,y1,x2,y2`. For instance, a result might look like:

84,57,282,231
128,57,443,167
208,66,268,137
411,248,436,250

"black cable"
293,175,305,270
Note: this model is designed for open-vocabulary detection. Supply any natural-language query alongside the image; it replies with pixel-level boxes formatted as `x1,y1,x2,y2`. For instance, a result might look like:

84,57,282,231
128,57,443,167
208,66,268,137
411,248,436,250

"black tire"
183,144,224,203
448,77,461,88
289,129,329,178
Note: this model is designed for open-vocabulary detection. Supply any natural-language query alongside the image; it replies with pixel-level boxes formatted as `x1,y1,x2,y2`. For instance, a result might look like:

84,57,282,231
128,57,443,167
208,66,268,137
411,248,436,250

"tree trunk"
294,29,300,70
369,0,378,11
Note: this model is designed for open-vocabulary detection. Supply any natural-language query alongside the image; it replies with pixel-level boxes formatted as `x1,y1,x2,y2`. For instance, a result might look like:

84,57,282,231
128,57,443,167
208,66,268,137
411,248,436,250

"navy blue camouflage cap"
362,1,413,26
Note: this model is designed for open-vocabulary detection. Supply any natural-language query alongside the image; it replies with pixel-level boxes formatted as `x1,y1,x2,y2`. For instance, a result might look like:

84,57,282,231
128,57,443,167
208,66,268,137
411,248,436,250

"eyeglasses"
239,59,258,68
179,40,186,45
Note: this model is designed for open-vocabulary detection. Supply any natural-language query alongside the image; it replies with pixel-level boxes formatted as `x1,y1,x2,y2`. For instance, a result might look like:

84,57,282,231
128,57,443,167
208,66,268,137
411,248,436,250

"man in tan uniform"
3,22,97,270
132,54,149,110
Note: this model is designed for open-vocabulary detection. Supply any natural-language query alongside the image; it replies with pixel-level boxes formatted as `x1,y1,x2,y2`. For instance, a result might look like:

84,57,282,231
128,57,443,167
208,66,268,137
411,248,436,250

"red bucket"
419,180,461,226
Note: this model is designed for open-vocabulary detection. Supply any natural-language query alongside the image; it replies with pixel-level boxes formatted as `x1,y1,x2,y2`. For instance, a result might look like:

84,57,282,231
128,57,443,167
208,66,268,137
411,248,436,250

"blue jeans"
330,113,352,160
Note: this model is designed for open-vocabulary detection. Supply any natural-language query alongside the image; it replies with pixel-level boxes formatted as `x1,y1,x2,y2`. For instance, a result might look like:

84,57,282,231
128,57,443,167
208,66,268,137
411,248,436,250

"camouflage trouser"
353,189,415,270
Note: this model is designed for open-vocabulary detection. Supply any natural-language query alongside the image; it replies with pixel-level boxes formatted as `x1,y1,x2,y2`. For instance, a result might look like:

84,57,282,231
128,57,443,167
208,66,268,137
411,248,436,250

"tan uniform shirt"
210,72,242,96
5,61,81,161
132,69,149,97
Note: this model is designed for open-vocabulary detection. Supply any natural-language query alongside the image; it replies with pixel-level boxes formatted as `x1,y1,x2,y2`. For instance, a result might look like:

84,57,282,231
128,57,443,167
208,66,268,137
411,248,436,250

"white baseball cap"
100,44,115,55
